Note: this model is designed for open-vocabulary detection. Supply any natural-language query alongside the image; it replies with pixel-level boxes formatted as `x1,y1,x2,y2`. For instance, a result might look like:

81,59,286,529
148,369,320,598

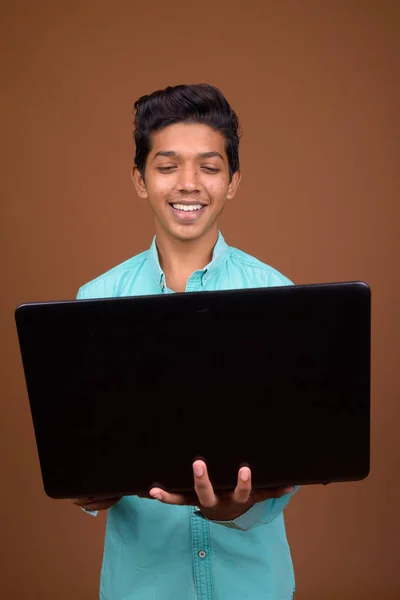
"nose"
176,165,200,193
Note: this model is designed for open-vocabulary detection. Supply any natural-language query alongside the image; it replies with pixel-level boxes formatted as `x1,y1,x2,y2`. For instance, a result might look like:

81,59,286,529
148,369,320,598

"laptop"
15,282,371,499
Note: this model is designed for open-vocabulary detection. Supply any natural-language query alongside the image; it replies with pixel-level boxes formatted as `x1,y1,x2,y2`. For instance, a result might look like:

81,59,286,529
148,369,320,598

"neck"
155,225,218,292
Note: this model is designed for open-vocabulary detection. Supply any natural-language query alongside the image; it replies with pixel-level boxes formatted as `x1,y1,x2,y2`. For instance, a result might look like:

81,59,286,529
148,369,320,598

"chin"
173,229,204,242
167,222,209,242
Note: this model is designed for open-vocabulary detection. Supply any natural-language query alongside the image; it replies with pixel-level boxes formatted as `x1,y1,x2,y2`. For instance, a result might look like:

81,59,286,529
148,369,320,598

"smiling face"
132,122,241,242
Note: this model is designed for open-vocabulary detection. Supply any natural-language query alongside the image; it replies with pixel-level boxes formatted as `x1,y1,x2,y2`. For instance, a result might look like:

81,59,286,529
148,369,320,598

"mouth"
168,202,207,221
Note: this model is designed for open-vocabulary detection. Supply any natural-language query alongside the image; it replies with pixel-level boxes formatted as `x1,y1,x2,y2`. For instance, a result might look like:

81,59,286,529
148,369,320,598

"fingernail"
240,468,250,482
151,493,163,501
194,464,204,477
284,486,295,494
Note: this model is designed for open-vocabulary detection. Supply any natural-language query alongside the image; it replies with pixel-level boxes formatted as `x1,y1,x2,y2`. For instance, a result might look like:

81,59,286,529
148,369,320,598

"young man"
75,84,297,600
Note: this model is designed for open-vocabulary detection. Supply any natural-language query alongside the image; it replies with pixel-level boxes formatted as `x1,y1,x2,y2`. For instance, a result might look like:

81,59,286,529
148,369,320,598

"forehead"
150,123,226,157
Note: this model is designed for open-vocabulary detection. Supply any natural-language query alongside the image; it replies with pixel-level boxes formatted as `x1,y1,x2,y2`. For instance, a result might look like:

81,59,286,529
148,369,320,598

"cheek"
207,179,228,200
148,179,171,198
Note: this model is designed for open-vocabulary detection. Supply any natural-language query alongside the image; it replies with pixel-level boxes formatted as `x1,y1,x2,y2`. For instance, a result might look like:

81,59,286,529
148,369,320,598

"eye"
202,166,220,173
157,166,177,173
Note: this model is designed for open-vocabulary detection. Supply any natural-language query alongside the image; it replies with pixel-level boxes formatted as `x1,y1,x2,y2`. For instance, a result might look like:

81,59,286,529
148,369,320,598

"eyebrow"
152,151,225,161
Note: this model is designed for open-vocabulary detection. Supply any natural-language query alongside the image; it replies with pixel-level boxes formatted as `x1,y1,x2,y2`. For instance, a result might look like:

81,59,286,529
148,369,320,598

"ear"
131,165,148,199
226,170,241,200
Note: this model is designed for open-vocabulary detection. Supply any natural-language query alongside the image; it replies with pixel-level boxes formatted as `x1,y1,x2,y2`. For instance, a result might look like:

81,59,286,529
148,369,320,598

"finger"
232,467,252,504
149,487,186,505
193,460,217,508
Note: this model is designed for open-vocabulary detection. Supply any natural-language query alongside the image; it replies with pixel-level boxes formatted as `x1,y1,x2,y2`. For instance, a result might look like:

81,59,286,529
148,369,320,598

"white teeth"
172,203,203,212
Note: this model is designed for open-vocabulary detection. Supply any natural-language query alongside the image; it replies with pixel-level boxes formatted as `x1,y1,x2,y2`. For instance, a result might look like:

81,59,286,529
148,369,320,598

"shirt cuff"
80,506,99,517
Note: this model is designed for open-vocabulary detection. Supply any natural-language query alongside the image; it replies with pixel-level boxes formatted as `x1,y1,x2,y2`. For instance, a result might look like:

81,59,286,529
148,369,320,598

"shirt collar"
148,231,229,290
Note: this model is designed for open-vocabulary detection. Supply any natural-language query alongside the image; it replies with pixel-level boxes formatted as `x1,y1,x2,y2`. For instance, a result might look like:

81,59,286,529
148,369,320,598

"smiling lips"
172,202,203,212
169,202,207,221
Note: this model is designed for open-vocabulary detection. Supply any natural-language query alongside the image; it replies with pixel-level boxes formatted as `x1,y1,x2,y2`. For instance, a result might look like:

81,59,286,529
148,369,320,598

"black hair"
133,84,240,179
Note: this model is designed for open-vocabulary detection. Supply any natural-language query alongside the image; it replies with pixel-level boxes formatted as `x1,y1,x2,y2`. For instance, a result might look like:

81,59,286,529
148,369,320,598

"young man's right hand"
72,497,122,511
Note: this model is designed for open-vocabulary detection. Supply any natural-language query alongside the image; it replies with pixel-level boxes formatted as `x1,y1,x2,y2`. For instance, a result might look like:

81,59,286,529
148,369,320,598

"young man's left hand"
149,460,294,521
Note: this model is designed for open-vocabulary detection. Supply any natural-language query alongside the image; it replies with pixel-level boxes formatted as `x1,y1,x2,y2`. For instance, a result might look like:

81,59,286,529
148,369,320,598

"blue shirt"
77,233,297,600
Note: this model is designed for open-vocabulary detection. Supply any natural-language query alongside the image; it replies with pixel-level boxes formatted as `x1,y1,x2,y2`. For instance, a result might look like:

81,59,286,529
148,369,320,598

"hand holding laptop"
73,460,295,520
149,460,294,521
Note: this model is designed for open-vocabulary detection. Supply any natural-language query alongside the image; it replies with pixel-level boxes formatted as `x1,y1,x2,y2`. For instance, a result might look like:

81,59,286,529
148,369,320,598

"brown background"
1,1,399,599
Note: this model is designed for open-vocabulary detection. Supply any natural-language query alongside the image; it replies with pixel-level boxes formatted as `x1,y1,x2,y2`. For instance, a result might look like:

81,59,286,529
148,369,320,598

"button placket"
186,271,205,293
191,509,214,599
159,274,167,293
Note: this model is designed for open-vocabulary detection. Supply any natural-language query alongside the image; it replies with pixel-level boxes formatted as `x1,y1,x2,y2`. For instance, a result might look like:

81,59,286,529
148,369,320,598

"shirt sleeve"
195,487,299,531
267,270,294,288
76,286,86,299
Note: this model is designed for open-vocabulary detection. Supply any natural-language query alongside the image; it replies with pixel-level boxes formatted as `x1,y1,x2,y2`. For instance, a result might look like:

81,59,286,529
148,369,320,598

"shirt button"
198,550,206,559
